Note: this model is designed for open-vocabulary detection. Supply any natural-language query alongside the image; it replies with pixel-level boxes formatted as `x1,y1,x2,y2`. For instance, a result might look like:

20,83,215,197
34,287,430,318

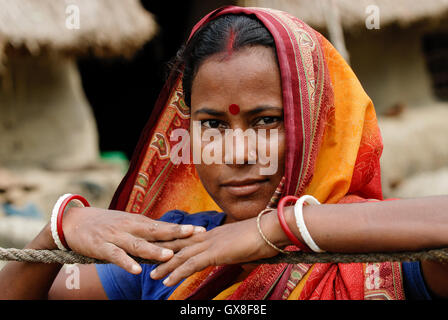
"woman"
1,6,447,300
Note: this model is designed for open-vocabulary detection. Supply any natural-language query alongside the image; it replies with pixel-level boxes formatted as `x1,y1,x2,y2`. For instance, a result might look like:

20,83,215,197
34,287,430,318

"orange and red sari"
109,6,405,300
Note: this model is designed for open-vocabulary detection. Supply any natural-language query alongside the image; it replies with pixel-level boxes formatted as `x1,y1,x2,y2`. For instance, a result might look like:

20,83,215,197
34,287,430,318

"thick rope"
1,247,448,265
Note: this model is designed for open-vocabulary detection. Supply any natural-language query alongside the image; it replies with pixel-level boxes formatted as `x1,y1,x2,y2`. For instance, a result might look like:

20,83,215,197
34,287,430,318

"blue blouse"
95,210,433,300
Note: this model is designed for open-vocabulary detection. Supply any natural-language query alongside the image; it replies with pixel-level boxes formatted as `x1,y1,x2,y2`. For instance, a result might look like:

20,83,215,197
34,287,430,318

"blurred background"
0,0,448,254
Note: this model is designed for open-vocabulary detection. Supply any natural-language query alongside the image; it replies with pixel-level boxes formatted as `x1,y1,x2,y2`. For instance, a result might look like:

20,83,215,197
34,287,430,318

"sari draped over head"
109,6,405,300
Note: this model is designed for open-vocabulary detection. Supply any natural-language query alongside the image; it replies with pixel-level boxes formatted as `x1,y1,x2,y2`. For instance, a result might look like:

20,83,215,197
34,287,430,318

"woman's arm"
0,207,205,299
0,223,64,299
298,196,448,253
0,223,107,300
151,196,448,298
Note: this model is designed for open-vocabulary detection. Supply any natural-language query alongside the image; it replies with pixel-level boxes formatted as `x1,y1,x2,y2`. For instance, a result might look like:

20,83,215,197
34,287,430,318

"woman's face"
190,45,285,222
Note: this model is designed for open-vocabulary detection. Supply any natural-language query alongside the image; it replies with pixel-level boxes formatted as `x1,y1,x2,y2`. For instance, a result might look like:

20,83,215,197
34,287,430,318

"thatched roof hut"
0,0,157,62
239,0,448,30
0,0,157,168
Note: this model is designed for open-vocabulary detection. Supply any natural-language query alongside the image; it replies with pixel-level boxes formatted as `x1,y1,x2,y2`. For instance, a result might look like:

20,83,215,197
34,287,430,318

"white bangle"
50,193,73,251
51,194,90,251
294,195,325,253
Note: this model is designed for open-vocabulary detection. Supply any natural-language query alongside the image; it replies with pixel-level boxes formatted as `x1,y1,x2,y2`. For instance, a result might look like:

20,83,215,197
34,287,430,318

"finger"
154,239,189,253
154,232,207,253
162,252,212,286
150,245,202,280
114,233,174,262
131,216,206,241
99,242,142,275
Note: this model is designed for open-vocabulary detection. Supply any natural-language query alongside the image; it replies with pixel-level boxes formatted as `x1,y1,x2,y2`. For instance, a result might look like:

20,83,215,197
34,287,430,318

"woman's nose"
224,128,257,166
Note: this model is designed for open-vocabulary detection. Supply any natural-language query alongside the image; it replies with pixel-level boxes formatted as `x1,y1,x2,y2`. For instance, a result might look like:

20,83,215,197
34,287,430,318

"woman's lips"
221,179,269,197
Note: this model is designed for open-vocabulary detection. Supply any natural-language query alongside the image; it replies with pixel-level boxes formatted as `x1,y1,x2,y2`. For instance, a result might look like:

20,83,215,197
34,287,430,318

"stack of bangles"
50,194,90,251
256,195,325,254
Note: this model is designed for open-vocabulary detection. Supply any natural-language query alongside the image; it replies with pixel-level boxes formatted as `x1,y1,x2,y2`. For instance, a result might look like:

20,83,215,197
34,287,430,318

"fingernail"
150,269,157,278
194,226,206,233
163,277,170,286
132,264,141,274
181,225,194,233
161,249,173,258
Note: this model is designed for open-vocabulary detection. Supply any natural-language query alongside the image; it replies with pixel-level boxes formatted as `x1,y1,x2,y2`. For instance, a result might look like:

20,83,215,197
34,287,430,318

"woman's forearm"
0,223,63,299
276,196,448,253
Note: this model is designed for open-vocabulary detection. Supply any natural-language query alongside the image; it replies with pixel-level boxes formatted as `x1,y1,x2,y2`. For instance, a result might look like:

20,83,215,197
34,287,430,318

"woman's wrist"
263,206,306,249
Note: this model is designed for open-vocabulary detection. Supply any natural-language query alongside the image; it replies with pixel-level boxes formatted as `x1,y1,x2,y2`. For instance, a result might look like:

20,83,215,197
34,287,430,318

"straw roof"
0,0,158,59
239,0,448,30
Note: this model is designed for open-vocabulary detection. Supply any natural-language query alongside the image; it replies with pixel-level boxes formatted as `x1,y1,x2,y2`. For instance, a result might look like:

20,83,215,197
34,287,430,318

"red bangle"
277,196,310,252
56,194,90,250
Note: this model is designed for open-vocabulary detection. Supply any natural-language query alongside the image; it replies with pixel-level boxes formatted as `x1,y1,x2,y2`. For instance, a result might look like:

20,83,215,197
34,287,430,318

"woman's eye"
201,120,227,129
254,117,281,126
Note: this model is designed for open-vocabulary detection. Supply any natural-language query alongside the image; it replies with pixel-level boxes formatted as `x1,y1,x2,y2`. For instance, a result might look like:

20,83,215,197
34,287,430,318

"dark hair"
173,14,277,107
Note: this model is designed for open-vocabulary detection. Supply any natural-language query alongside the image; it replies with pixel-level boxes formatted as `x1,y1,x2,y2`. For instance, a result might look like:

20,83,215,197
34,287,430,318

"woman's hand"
150,210,285,286
62,207,205,274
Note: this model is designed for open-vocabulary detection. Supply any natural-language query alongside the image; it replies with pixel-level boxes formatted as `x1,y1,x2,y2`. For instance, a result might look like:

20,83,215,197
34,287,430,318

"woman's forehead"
190,46,282,113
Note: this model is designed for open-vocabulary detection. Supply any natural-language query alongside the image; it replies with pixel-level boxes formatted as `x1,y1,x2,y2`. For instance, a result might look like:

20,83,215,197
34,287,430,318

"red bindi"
229,104,240,115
